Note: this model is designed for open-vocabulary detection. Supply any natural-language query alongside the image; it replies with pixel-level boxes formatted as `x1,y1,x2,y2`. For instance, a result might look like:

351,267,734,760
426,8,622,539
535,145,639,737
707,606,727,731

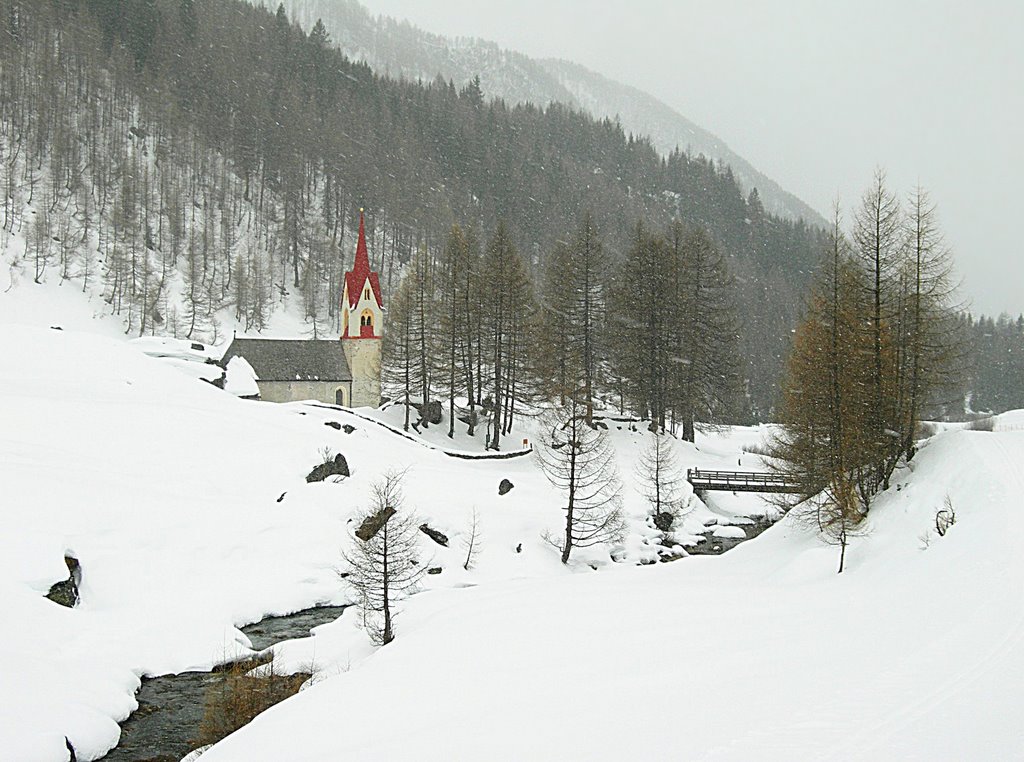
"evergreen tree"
480,221,535,450
341,470,424,645
536,392,624,563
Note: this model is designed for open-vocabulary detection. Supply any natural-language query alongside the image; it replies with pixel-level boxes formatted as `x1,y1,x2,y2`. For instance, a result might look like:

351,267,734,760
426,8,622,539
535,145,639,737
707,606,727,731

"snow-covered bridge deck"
687,468,798,494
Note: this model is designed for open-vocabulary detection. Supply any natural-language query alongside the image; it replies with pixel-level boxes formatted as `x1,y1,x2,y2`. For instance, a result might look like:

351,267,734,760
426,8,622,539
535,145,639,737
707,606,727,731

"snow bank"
0,323,768,759
203,428,1024,760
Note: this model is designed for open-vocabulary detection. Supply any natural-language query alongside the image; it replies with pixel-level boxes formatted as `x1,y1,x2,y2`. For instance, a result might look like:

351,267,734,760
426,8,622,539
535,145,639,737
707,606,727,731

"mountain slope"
539,58,825,224
273,0,824,225
0,0,822,417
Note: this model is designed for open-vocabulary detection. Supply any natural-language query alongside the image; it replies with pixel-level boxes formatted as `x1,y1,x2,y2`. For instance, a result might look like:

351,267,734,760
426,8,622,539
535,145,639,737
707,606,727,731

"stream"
99,605,347,762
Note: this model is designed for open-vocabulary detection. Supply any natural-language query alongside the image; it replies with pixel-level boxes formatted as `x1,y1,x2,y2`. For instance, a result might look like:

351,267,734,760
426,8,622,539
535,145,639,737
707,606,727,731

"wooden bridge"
686,468,798,494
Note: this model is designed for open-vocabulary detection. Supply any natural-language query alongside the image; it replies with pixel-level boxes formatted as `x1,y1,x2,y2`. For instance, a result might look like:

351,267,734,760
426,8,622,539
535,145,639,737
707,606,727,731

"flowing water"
99,605,347,761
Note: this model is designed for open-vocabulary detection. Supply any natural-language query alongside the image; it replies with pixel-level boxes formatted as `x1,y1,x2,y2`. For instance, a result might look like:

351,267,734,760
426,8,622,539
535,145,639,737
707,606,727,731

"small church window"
364,287,371,300
359,309,375,337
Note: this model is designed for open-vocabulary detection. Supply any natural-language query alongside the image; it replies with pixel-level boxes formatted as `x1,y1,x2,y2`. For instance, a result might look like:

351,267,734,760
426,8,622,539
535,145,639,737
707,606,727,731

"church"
221,211,383,408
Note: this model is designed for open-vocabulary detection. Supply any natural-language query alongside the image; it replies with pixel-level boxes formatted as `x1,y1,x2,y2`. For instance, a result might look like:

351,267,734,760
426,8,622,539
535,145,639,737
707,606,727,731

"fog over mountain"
271,0,825,226
352,0,1024,318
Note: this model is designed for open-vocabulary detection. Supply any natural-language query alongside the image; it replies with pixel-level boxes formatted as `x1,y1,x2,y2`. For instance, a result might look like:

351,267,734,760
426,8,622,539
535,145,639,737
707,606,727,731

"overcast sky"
359,0,1023,317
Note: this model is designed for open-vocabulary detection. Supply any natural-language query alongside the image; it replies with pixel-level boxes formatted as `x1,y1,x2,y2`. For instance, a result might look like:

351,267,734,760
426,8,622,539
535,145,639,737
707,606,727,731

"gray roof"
221,339,352,382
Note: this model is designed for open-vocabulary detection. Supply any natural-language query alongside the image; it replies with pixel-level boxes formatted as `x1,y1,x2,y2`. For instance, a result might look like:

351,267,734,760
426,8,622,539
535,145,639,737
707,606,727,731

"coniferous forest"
0,0,1015,422
0,0,823,421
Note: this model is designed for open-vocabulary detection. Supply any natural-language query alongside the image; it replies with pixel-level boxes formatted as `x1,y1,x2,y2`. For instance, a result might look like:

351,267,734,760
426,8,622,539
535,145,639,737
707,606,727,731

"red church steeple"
341,209,384,340
344,210,383,310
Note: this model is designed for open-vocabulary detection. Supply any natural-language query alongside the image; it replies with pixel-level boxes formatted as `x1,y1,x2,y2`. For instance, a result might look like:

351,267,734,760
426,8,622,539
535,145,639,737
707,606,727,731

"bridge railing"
686,468,795,492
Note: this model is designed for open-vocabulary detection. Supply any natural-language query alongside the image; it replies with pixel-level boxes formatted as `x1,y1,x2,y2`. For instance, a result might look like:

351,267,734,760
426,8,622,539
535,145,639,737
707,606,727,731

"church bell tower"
340,210,383,407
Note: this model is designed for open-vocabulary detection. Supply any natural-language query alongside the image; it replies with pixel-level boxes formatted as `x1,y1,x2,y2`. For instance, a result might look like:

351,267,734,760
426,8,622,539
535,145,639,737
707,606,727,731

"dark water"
684,515,776,556
99,605,347,761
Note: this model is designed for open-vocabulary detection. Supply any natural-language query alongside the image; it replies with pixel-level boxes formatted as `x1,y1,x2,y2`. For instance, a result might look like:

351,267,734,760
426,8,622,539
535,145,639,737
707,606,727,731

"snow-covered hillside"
202,423,1024,760
3,283,1022,761
0,314,773,760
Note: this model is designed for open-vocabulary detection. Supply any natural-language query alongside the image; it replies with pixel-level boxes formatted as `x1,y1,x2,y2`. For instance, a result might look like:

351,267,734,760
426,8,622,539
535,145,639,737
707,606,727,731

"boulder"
419,524,449,547
46,555,80,608
324,421,342,430
418,400,443,425
306,453,350,483
342,424,356,434
427,567,443,575
498,478,514,496
653,511,675,532
355,507,397,542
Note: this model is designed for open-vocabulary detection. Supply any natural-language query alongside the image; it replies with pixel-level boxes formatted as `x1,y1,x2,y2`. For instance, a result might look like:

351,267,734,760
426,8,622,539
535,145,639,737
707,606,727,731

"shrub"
935,496,957,536
194,653,309,749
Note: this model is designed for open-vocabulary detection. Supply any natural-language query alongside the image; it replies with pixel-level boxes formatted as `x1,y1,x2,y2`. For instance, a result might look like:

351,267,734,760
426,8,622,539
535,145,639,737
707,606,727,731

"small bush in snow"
306,447,350,482
935,496,957,537
195,652,307,750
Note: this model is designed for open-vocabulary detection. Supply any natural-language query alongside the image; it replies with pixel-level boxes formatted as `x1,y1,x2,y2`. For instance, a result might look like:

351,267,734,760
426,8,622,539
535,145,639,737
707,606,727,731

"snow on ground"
202,426,1024,761
6,281,1020,760
0,317,764,760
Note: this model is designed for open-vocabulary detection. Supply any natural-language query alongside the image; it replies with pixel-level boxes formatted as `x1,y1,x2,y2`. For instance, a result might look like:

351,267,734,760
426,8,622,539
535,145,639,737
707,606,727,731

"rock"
46,555,80,608
342,424,356,434
306,453,350,483
498,478,514,496
653,511,675,532
418,400,443,425
355,507,397,542
418,524,449,547
324,421,342,430
427,567,443,575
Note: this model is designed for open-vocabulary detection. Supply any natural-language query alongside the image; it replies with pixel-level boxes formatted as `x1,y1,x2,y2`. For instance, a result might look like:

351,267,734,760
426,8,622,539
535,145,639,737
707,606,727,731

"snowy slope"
201,427,1024,760
0,318,766,760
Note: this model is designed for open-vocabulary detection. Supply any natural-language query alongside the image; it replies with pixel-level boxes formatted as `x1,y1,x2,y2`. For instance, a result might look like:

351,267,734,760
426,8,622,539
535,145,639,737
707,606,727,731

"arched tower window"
360,309,375,337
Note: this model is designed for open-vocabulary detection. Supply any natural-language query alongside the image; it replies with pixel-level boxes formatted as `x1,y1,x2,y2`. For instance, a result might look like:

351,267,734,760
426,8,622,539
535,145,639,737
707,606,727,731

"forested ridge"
0,0,829,418
272,0,826,225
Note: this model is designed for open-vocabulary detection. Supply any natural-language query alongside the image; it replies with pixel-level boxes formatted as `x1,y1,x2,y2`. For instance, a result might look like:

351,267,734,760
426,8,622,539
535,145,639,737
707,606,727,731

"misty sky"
359,0,1023,317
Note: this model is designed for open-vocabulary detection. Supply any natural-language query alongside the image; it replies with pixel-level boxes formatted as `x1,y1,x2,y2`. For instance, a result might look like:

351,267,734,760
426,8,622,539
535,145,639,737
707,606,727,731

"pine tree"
897,187,962,456
536,393,624,563
671,223,739,442
436,224,473,437
381,270,416,431
772,205,878,570
480,221,535,450
341,470,424,645
635,431,687,533
852,169,904,490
